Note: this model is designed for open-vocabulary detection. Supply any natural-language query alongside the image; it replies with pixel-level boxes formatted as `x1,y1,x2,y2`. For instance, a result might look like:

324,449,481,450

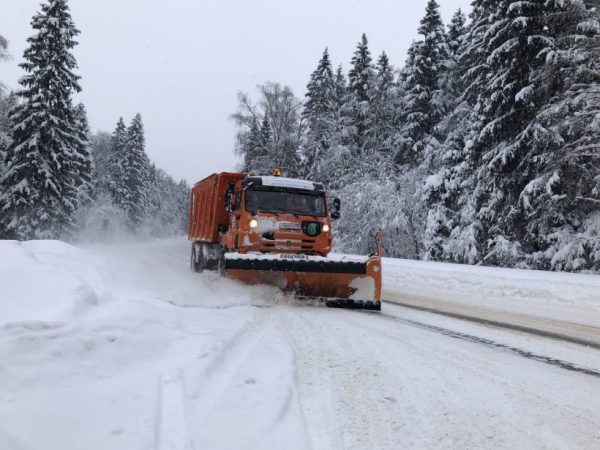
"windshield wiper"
260,207,286,216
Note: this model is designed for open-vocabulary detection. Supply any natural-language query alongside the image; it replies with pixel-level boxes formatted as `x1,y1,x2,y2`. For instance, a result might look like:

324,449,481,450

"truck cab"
222,175,339,257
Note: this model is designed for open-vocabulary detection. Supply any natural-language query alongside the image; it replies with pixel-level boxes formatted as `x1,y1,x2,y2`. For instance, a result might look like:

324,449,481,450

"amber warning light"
272,167,281,176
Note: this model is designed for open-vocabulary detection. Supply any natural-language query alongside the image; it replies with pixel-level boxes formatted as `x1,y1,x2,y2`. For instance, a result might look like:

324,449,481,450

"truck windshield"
245,189,326,217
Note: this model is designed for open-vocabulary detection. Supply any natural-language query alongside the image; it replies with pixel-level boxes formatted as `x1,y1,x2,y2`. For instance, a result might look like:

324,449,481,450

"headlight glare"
249,219,258,228
322,224,330,233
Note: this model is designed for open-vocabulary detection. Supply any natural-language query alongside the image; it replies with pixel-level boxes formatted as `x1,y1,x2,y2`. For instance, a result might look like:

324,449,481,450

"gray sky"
1,0,471,183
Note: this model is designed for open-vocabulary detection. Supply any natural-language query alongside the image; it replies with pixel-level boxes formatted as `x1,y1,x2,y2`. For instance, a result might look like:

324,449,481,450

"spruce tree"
107,117,128,208
371,52,398,162
176,179,190,233
0,92,17,180
345,33,375,156
258,112,271,158
0,34,8,61
241,118,262,173
123,113,150,227
240,114,273,175
398,0,450,166
88,130,112,198
73,103,94,203
445,9,467,97
333,65,347,110
0,34,9,93
425,0,600,270
447,9,466,57
302,48,337,180
423,0,496,263
471,0,573,265
513,1,600,270
0,0,86,239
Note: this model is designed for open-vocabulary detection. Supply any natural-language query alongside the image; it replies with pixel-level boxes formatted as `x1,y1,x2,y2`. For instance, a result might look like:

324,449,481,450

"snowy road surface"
1,238,600,449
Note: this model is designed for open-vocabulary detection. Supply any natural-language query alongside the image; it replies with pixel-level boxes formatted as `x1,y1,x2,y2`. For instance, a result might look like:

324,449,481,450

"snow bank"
0,241,96,325
383,257,600,327
0,237,276,450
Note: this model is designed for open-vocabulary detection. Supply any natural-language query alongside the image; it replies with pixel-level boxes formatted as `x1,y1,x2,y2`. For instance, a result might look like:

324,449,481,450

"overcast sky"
1,0,472,183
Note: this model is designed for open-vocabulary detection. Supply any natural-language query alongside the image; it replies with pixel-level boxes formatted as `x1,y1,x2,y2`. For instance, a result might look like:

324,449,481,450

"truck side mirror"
331,198,341,220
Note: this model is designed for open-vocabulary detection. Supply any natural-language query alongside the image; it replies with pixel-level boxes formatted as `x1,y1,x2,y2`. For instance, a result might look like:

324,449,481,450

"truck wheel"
191,243,204,273
217,251,227,277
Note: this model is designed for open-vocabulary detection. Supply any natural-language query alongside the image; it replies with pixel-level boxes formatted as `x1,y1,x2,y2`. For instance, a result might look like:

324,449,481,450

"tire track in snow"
274,307,407,450
383,299,600,350
273,309,343,450
155,371,193,450
192,311,269,426
341,308,600,448
365,311,600,378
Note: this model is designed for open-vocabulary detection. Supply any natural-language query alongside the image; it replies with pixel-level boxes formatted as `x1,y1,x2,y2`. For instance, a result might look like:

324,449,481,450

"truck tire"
217,251,227,277
191,243,204,273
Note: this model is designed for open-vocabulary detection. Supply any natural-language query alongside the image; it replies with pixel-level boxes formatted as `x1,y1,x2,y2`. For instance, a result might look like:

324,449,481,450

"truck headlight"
249,219,258,228
322,224,330,233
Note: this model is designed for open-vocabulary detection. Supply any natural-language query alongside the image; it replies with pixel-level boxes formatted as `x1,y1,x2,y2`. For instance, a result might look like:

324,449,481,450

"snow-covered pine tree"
370,51,398,166
0,92,17,182
145,162,161,230
176,179,190,233
302,48,337,181
0,0,86,240
397,0,450,166
513,1,600,270
447,9,466,57
238,113,272,175
143,164,184,236
424,0,518,264
0,35,8,60
107,117,128,209
123,113,150,227
240,117,262,173
305,62,355,190
469,0,578,266
258,112,272,166
345,33,375,158
0,36,11,168
445,9,467,98
0,34,10,93
73,103,94,203
88,131,112,197
334,65,347,110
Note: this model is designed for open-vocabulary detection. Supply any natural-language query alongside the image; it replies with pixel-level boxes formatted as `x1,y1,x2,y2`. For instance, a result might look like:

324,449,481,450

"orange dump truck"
188,171,381,310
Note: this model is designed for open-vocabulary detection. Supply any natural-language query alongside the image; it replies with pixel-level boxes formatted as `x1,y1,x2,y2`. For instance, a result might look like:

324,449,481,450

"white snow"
383,257,600,341
225,251,371,263
259,176,317,191
1,237,600,449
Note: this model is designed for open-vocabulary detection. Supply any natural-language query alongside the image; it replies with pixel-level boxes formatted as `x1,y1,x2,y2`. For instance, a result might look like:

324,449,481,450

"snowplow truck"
188,171,381,310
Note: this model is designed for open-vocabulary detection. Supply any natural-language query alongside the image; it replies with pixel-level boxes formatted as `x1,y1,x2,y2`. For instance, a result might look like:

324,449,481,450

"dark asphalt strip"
383,299,600,351
362,310,600,379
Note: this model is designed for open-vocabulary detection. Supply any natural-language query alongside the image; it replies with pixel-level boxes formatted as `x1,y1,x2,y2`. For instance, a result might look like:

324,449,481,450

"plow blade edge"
224,253,382,310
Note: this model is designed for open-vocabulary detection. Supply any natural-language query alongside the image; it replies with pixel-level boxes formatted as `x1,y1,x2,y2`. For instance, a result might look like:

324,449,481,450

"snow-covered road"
1,238,599,449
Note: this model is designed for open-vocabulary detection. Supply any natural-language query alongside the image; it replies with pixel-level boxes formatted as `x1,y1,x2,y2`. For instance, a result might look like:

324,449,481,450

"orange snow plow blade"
224,253,382,310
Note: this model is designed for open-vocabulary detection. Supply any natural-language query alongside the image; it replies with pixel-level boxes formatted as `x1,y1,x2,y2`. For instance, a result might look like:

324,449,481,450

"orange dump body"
188,172,246,243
